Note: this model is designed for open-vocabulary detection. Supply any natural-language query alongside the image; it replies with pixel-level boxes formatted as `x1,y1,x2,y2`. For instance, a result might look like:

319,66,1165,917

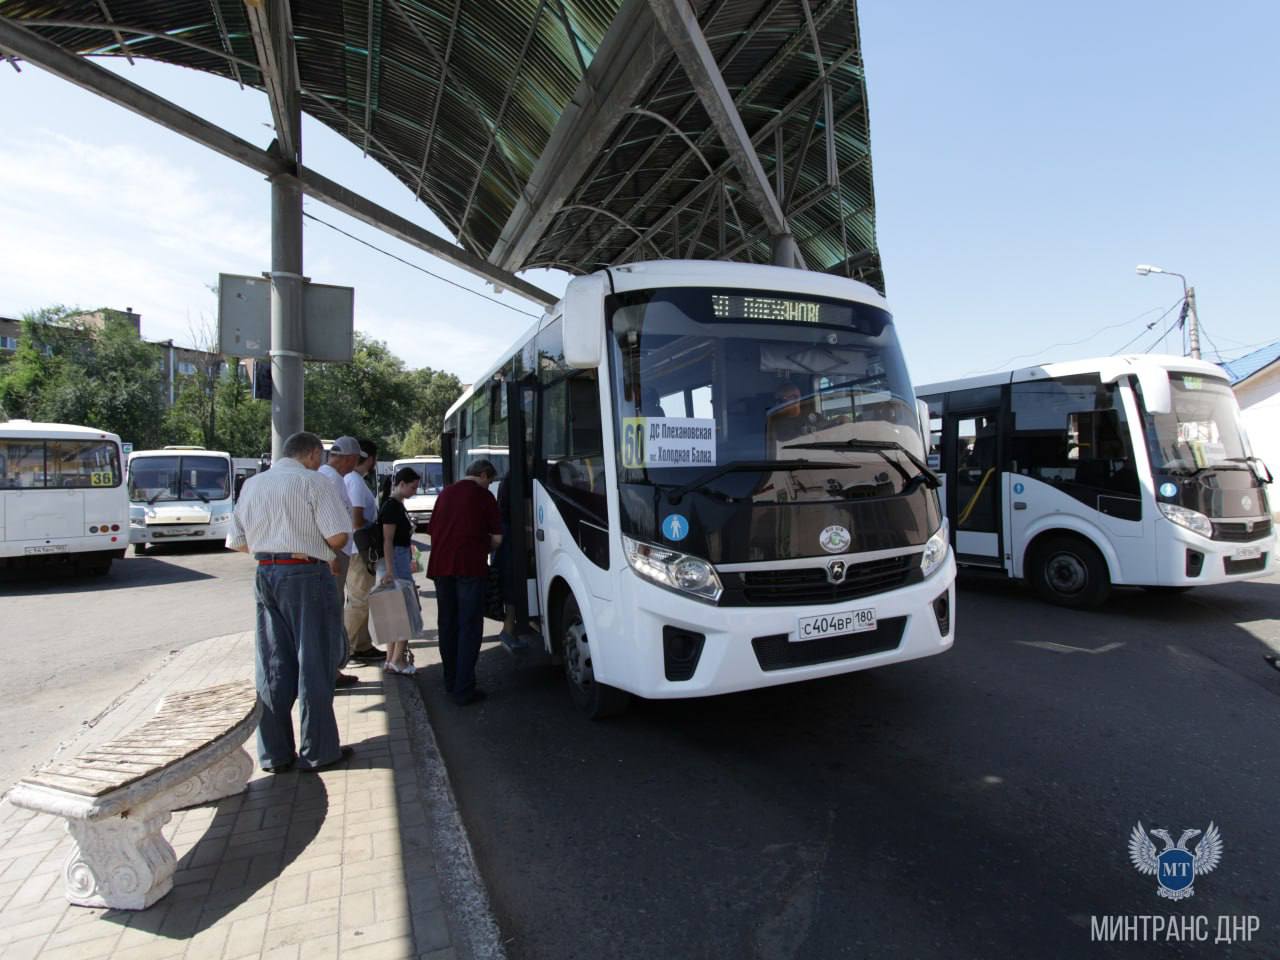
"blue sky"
1,0,1276,386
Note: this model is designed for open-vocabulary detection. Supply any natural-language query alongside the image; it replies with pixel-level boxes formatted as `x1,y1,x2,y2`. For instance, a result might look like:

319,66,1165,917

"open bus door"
501,377,544,654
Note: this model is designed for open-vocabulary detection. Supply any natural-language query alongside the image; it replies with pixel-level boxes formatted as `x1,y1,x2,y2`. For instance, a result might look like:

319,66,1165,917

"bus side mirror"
1136,367,1172,414
563,273,606,368
916,399,930,437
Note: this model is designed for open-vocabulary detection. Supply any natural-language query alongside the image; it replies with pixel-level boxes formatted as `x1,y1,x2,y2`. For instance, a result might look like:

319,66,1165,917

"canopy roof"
2,0,883,291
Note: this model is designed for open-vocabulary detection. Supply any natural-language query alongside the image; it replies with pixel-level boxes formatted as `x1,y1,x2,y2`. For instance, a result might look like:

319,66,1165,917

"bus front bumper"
130,521,225,544
1154,520,1276,586
598,554,956,699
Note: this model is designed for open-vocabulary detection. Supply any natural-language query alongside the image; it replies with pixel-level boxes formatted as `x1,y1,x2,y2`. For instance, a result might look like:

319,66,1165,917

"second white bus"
916,355,1275,606
0,420,128,575
127,447,234,554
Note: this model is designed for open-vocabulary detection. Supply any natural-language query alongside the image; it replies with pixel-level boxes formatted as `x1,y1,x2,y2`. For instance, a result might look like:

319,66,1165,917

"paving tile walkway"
0,630,493,960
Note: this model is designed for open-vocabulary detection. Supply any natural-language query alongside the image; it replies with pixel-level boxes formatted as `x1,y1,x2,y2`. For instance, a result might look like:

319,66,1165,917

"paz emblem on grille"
826,560,847,584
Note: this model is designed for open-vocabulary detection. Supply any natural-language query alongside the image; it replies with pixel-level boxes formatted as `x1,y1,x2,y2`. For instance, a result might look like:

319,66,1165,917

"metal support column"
269,172,305,460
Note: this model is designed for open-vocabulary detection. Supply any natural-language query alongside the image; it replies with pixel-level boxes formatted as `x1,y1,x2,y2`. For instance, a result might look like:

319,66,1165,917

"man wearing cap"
227,431,355,773
344,439,383,661
320,436,362,687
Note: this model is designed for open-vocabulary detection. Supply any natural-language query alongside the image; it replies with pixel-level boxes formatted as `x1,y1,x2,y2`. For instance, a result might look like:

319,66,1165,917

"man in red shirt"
427,459,503,704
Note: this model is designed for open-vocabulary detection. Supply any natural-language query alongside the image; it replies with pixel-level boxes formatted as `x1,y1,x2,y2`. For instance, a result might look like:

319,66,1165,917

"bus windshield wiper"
192,490,210,503
146,491,167,504
664,459,849,504
1226,456,1274,484
780,438,942,489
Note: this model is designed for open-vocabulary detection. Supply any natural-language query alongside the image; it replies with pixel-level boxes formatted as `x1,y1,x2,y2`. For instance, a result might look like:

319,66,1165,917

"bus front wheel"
559,592,630,720
1029,534,1110,608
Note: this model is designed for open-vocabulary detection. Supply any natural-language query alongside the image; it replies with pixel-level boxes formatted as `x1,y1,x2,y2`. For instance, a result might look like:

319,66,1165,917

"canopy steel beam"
553,0,774,267
243,0,300,163
488,0,665,272
579,1,854,269
646,0,792,256
605,52,862,266
456,0,549,240
0,17,557,307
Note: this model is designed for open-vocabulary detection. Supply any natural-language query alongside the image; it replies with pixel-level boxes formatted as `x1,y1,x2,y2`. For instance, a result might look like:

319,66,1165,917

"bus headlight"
210,512,231,524
623,536,723,603
920,523,949,578
1159,502,1212,538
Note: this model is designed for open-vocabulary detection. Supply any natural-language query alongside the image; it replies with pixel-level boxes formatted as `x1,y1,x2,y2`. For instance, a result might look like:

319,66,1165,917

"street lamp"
1136,264,1200,359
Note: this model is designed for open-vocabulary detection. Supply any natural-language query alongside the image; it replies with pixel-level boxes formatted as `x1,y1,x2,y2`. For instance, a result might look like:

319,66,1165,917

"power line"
1140,305,1189,354
301,210,543,319
964,303,1173,375
1110,297,1185,355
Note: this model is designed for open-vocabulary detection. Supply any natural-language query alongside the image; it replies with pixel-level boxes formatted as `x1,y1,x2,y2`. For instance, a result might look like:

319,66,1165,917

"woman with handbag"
376,466,423,674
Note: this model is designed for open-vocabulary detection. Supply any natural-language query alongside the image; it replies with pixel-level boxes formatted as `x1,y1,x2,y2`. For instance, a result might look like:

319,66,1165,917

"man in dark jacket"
427,459,503,705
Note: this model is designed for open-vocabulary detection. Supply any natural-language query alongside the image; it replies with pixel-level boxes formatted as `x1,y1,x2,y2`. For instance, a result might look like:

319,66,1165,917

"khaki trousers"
344,554,377,653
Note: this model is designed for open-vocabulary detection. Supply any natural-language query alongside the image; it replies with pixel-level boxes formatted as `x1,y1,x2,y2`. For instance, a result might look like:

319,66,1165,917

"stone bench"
8,681,261,910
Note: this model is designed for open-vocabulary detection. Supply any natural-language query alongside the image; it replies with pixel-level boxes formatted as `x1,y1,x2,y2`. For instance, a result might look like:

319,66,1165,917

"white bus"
0,420,128,575
391,456,445,528
916,355,1275,607
127,447,234,554
443,260,955,717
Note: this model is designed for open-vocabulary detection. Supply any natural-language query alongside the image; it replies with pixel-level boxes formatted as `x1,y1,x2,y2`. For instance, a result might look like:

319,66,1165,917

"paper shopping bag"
368,582,415,647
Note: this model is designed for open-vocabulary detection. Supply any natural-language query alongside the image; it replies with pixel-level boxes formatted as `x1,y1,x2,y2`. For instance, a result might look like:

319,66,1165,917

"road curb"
391,671,509,960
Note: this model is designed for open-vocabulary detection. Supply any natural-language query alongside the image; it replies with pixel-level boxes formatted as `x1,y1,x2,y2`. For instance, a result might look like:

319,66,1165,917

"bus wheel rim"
1047,551,1087,594
565,619,590,687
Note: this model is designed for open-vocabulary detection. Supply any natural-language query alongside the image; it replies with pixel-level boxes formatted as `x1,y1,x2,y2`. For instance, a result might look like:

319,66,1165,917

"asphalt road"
415,573,1280,960
0,543,256,792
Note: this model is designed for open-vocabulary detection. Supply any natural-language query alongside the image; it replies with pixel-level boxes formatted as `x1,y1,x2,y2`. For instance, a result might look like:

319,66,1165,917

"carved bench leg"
63,796,175,910
168,746,255,810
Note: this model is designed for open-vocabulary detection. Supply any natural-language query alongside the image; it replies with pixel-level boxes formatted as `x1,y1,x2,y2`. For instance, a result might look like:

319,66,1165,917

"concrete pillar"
269,173,304,461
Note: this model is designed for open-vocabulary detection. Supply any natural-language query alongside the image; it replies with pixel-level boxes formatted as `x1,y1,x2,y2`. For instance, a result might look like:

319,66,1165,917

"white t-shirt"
317,463,356,556
345,470,378,529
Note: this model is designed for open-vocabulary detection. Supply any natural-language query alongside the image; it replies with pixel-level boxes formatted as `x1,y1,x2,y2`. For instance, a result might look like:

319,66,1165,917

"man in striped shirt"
227,431,355,773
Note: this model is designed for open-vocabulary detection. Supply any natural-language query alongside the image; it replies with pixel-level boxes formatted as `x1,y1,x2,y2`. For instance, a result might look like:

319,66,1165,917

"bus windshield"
129,455,230,503
608,287,924,501
1142,373,1249,472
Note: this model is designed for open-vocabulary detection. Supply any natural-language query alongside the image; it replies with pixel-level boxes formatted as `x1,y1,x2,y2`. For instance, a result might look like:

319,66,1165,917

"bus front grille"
722,554,921,606
1212,518,1272,542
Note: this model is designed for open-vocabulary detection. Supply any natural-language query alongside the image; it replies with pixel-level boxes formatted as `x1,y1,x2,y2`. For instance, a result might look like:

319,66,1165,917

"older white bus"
127,447,234,554
443,260,954,717
916,355,1275,607
0,420,128,575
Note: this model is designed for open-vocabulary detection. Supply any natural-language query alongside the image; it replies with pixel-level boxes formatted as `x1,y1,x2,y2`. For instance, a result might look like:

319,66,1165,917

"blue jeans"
433,575,485,701
254,562,344,769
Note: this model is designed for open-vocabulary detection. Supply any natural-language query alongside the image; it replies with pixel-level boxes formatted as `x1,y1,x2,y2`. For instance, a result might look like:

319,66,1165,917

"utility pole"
1185,286,1201,360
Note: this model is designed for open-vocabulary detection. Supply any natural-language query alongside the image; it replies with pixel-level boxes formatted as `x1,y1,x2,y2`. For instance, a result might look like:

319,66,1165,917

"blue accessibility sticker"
662,514,690,541
537,504,545,525
1159,482,1178,498
1013,482,1025,495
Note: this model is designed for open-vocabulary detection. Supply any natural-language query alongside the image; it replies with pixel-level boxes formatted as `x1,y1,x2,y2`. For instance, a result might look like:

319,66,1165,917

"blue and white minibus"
916,355,1275,607
442,260,955,717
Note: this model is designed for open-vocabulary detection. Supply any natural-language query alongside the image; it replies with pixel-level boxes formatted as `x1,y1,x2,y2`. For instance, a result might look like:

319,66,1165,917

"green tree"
0,307,69,419
400,367,464,456
163,323,225,448
304,333,417,454
214,368,271,457
0,307,167,446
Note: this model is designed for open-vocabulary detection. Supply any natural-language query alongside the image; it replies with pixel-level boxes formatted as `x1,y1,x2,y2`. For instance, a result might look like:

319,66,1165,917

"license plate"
24,544,69,555
795,607,877,642
1231,546,1262,561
